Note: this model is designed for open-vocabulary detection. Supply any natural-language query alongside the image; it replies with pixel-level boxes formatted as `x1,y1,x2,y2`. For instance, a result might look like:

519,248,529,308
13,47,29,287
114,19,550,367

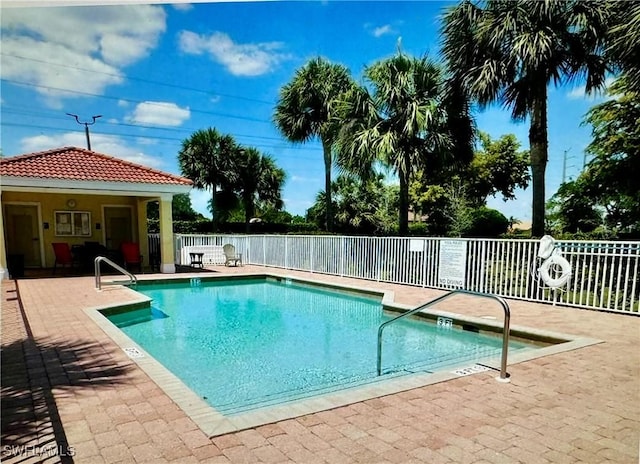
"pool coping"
84,272,602,438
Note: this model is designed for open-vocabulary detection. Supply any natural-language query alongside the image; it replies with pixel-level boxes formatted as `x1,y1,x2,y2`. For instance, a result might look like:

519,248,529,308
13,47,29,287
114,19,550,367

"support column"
136,198,149,270
0,194,7,280
158,194,175,273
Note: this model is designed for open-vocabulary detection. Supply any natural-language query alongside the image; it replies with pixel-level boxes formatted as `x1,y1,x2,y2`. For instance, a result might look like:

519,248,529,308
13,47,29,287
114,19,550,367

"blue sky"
0,1,606,222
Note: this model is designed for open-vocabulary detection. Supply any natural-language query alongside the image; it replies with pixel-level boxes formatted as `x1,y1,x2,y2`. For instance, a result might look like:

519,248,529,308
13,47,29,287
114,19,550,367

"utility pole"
66,113,101,150
562,148,572,184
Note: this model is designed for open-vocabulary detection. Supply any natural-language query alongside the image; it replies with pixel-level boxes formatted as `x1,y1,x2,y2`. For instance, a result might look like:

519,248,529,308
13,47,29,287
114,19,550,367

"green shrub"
463,207,509,237
147,219,321,235
408,222,428,236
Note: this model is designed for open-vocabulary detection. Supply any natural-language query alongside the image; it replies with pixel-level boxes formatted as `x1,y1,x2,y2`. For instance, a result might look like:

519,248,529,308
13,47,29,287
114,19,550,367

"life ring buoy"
539,252,572,288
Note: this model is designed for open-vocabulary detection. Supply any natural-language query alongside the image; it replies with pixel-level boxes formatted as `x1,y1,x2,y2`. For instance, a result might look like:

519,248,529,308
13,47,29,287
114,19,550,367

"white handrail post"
377,289,511,382
94,256,137,291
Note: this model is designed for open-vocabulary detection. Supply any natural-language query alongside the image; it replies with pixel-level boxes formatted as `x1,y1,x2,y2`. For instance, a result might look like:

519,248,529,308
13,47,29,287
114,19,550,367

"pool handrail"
377,289,511,382
94,256,137,290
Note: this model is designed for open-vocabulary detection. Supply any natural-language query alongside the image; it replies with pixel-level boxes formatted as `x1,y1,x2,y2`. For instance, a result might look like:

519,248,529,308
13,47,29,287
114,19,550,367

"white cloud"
178,30,291,76
1,37,124,103
117,100,129,107
20,132,164,169
372,25,394,37
127,101,190,126
1,5,166,105
172,3,193,11
364,22,400,38
136,137,158,146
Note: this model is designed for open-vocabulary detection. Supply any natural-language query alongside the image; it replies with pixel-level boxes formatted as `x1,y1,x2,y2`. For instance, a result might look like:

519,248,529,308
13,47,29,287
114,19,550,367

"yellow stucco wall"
2,191,149,268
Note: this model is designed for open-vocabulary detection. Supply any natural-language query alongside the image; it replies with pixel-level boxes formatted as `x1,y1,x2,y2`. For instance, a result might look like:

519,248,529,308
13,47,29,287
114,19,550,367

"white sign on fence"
409,239,424,252
438,240,467,288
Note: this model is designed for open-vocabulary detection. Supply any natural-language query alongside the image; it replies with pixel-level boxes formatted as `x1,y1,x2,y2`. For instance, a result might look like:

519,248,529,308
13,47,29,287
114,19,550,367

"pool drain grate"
124,347,145,358
452,364,490,376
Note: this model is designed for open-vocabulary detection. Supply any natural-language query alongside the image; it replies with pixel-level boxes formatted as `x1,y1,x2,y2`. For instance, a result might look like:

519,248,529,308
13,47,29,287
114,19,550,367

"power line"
1,77,326,157
1,121,185,142
1,77,273,124
0,52,275,106
1,105,313,146
0,121,323,159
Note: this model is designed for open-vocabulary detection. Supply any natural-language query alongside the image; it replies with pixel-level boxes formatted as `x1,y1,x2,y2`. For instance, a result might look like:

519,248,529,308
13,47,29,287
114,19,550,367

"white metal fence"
163,234,640,314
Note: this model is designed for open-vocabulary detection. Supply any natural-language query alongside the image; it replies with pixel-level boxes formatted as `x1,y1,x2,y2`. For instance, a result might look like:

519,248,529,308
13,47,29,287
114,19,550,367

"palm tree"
335,52,473,235
178,128,238,232
274,57,355,232
607,2,640,93
232,147,286,232
442,0,612,237
308,173,393,234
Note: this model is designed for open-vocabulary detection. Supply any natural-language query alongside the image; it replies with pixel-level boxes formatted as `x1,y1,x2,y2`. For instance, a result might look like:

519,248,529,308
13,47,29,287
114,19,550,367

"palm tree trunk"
398,163,409,235
529,85,548,238
244,194,254,234
211,188,218,233
322,140,333,232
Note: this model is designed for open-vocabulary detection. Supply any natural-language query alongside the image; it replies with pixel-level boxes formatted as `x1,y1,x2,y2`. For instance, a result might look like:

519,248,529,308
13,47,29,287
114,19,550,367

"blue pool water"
105,278,533,414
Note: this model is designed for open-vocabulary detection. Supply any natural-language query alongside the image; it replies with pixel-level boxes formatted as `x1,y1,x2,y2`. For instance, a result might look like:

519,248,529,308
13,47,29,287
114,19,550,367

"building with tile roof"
1,147,193,278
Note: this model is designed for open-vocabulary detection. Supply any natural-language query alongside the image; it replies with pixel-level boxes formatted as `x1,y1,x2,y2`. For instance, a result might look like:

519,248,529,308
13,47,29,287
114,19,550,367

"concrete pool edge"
85,272,603,438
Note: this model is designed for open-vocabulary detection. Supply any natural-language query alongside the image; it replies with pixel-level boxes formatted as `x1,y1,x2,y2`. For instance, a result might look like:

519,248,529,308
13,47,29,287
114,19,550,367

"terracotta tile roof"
0,147,193,186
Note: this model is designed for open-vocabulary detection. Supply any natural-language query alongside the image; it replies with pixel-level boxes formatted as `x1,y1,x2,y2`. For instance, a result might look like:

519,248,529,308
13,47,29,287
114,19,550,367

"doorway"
4,204,43,268
103,206,134,251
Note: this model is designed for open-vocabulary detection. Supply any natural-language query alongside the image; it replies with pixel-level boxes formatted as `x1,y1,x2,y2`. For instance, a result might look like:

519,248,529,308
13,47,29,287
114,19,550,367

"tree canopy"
232,147,286,232
306,174,398,235
547,76,639,237
606,3,640,93
335,52,474,235
409,132,530,235
274,57,355,232
179,129,286,232
178,128,237,232
146,193,205,222
442,0,612,236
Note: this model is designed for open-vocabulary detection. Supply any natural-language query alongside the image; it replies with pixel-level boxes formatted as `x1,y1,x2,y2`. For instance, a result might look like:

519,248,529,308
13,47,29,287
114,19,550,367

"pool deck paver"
1,265,639,463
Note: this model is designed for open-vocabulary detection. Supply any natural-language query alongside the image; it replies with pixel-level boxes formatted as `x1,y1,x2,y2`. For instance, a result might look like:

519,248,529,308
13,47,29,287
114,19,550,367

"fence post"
340,236,345,277
421,238,427,288
174,234,181,266
376,237,381,281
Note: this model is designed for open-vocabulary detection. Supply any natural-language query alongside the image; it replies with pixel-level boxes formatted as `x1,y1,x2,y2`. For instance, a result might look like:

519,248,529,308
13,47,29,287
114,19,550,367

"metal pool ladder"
94,256,137,290
377,289,511,382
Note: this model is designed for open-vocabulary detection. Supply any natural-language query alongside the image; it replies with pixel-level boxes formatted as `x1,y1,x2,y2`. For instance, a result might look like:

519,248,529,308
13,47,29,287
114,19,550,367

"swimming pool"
101,276,536,415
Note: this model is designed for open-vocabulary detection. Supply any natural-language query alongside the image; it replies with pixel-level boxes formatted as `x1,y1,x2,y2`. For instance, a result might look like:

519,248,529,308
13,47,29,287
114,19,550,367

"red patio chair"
120,241,143,272
52,242,77,274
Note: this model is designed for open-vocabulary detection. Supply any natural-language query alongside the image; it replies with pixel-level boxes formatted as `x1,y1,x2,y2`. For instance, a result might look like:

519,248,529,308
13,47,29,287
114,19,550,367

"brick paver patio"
2,266,639,463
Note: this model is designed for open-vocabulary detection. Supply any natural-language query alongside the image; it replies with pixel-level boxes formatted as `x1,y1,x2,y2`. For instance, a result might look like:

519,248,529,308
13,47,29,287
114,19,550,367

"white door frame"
3,201,45,267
